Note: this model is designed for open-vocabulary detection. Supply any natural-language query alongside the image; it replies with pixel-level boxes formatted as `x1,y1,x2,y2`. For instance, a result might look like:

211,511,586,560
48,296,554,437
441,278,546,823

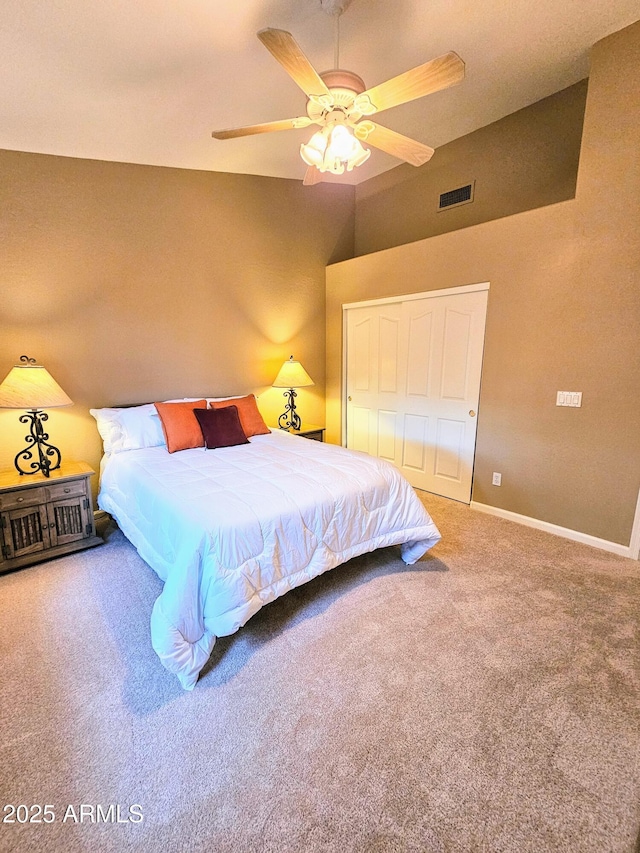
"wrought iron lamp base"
278,388,302,431
14,409,62,478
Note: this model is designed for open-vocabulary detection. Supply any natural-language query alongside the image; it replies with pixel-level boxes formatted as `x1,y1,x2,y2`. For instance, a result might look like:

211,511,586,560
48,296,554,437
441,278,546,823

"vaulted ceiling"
1,0,638,184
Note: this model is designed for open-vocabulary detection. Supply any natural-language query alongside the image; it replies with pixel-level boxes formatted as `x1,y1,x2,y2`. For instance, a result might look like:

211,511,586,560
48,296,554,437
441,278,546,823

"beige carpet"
0,493,638,853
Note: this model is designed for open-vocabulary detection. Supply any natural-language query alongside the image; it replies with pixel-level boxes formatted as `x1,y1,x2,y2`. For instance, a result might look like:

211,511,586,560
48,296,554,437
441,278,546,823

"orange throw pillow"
154,400,207,453
210,394,270,437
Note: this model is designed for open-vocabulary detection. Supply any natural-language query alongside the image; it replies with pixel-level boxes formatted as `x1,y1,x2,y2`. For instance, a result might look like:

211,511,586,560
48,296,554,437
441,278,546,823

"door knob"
469,410,476,417
348,396,352,401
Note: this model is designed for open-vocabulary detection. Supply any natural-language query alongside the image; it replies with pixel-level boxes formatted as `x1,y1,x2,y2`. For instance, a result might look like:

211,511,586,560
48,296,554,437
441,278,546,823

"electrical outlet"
492,472,502,486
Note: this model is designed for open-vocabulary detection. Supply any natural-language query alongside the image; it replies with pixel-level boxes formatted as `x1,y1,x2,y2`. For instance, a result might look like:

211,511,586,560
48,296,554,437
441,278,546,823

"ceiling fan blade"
358,52,464,115
212,117,312,140
257,28,331,99
360,122,434,167
303,165,325,186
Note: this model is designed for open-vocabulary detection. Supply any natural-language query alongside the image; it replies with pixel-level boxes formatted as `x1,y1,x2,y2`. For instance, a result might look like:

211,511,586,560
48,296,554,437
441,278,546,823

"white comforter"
98,430,441,689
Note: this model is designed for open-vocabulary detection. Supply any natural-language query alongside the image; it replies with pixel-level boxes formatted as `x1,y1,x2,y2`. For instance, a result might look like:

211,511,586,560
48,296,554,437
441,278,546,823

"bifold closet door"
345,288,488,502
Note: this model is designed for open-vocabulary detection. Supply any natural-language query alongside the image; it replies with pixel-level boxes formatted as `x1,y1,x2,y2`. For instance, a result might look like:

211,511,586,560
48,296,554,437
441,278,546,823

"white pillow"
206,395,256,406
90,404,166,454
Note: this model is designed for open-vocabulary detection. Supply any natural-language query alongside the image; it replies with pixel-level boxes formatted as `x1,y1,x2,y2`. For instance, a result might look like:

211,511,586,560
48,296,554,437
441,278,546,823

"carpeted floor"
0,493,638,853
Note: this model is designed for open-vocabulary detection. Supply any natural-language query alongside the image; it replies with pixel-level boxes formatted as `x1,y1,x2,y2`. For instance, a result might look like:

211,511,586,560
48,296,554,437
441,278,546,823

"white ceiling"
1,0,638,185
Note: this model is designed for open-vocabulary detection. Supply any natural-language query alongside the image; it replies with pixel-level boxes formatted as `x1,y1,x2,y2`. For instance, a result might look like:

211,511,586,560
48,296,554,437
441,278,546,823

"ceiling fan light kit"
300,123,370,175
211,5,464,185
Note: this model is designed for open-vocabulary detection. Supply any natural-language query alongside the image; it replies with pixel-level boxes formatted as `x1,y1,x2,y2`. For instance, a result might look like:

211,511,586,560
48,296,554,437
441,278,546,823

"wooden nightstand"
288,424,325,442
0,462,102,573
272,424,325,441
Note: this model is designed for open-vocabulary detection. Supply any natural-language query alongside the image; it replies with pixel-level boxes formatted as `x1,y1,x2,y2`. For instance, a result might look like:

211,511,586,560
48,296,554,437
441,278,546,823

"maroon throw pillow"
193,406,250,449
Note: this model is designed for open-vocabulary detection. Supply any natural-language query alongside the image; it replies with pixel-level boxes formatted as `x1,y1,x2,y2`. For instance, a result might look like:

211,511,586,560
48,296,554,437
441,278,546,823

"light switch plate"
556,391,582,407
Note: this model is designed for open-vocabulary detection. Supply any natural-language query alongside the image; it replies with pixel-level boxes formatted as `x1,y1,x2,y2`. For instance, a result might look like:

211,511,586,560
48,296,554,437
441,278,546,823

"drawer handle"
42,524,48,530
17,497,24,503
64,488,71,493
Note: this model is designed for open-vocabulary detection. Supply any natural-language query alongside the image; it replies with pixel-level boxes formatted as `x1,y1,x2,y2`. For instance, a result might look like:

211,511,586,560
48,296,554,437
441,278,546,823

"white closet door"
346,302,402,458
345,287,488,503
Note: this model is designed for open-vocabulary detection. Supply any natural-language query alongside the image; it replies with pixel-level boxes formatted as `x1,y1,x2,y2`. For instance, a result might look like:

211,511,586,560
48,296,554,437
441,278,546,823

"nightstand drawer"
278,424,325,442
300,429,324,441
0,487,47,511
46,480,88,501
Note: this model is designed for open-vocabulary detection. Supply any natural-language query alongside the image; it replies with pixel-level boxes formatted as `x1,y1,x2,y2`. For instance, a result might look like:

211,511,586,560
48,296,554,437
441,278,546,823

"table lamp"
0,355,73,477
272,355,314,431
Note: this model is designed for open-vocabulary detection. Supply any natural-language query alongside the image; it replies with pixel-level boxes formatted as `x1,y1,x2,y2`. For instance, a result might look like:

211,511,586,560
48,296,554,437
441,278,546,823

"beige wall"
1,22,637,547
354,80,587,257
327,21,640,547
0,152,354,494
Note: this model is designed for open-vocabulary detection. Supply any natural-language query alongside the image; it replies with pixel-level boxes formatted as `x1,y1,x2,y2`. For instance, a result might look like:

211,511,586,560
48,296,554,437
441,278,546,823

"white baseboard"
470,498,640,561
629,488,640,561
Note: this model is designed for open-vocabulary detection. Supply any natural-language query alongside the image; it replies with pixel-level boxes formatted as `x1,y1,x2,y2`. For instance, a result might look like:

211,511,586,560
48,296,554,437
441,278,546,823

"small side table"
276,424,325,442
0,462,103,574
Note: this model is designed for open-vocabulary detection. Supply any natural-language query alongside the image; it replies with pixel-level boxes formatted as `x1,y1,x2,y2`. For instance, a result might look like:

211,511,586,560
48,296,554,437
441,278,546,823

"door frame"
341,281,490,483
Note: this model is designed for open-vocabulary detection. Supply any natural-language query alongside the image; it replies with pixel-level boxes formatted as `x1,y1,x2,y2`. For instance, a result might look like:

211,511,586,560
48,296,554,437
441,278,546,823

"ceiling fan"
211,7,465,186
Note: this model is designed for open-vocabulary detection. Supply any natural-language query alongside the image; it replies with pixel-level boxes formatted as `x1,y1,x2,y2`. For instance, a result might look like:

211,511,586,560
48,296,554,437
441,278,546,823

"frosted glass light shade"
0,359,73,409
300,128,329,168
272,356,315,389
300,123,370,175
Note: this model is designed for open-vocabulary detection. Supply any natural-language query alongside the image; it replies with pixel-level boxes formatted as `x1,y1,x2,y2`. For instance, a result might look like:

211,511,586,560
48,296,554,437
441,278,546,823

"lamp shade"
0,358,73,409
272,356,315,389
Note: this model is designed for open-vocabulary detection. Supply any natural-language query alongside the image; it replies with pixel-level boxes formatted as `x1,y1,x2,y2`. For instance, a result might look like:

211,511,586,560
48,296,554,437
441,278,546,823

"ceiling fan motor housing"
306,69,367,124
319,69,366,94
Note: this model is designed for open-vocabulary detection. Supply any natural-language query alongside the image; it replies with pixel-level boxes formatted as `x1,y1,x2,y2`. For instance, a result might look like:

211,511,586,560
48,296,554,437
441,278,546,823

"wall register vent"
439,181,475,210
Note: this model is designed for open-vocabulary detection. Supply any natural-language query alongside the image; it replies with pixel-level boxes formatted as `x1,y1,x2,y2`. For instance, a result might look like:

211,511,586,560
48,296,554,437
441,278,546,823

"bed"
93,401,441,689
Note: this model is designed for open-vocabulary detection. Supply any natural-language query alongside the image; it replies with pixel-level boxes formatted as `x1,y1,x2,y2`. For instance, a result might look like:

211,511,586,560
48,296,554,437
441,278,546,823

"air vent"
438,181,475,211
